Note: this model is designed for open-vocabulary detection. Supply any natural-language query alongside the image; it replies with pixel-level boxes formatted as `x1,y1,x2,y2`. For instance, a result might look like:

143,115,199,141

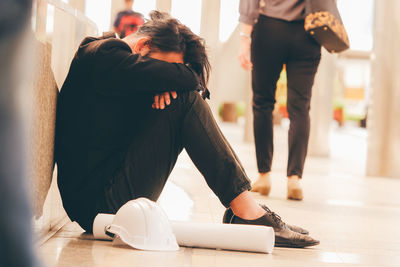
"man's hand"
152,91,177,109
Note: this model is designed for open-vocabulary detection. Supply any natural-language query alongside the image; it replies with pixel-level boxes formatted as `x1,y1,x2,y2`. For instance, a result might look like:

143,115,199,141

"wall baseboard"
36,216,70,245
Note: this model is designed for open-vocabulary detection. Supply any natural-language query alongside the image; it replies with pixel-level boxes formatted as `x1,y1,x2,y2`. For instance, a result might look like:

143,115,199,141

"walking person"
239,0,322,200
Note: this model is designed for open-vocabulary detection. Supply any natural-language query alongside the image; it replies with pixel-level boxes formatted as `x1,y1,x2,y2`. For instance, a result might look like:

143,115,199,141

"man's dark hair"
137,11,211,93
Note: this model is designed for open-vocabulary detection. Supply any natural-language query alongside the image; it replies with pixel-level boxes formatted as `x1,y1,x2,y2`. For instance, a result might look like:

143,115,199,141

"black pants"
251,15,321,177
81,91,251,231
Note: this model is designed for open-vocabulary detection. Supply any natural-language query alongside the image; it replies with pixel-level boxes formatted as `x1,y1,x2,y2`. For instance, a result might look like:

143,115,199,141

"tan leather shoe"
251,173,271,196
287,175,303,200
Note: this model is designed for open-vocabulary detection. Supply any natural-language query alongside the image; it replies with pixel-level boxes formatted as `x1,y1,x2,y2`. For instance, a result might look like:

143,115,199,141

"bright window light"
46,4,54,34
85,0,111,33
337,0,374,51
133,0,156,19
171,0,202,35
219,0,240,42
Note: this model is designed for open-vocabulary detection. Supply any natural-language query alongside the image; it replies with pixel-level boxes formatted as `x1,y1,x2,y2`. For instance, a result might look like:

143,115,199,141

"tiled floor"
39,121,400,267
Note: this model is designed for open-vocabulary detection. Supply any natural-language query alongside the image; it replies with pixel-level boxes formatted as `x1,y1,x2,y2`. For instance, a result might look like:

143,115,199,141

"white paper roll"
92,214,274,253
93,213,115,240
171,222,274,254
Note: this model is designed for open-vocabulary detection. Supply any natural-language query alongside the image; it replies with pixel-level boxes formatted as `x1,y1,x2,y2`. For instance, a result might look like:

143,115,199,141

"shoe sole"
275,240,320,248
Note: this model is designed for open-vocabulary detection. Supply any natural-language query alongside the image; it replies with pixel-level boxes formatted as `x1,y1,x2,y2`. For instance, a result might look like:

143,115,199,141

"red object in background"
278,105,345,126
279,105,289,118
118,14,143,37
333,108,344,126
114,10,144,38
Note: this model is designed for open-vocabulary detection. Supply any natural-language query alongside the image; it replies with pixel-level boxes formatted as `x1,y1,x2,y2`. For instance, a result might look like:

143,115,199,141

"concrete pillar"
308,49,336,157
156,0,171,13
69,0,85,12
35,0,47,42
366,0,400,178
210,26,252,141
244,77,254,142
200,0,220,43
200,0,221,117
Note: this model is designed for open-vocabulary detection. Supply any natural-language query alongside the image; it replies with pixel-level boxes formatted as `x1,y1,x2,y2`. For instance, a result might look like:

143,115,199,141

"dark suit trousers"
79,91,251,232
251,15,321,177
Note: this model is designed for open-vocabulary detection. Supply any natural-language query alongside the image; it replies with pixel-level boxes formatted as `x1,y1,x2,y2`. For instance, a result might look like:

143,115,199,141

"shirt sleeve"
239,0,260,25
92,40,200,96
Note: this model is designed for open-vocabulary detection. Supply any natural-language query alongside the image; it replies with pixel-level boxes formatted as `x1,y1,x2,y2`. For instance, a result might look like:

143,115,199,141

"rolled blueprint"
171,221,274,254
93,214,274,253
93,213,114,240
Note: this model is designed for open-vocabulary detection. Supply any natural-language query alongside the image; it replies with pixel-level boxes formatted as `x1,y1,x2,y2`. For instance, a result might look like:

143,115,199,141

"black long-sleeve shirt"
55,34,199,224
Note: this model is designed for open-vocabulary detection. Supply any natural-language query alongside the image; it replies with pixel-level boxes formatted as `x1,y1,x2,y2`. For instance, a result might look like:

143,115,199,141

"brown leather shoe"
223,206,309,235
260,205,309,235
223,207,319,248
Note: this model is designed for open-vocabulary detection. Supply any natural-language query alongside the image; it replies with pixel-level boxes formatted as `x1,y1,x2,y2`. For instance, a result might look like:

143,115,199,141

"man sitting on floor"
55,11,319,248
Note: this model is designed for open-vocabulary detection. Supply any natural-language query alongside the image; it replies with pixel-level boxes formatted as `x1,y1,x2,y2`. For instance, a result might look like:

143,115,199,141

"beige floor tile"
337,252,400,266
39,123,400,267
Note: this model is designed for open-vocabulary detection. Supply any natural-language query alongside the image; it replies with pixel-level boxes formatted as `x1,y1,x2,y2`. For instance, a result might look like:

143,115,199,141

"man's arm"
92,40,199,96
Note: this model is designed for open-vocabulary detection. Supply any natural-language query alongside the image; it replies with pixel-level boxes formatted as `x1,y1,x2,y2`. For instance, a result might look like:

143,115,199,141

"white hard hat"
104,198,179,251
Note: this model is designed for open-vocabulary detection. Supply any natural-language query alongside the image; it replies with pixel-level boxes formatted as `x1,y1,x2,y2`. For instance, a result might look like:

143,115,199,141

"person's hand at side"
238,23,253,71
152,91,177,109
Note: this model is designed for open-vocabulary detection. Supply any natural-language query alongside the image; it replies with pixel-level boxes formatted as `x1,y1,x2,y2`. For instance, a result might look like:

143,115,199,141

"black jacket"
55,33,199,224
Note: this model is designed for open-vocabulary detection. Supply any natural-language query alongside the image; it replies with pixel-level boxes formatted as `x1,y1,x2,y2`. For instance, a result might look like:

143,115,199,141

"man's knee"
180,90,202,101
173,91,203,109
